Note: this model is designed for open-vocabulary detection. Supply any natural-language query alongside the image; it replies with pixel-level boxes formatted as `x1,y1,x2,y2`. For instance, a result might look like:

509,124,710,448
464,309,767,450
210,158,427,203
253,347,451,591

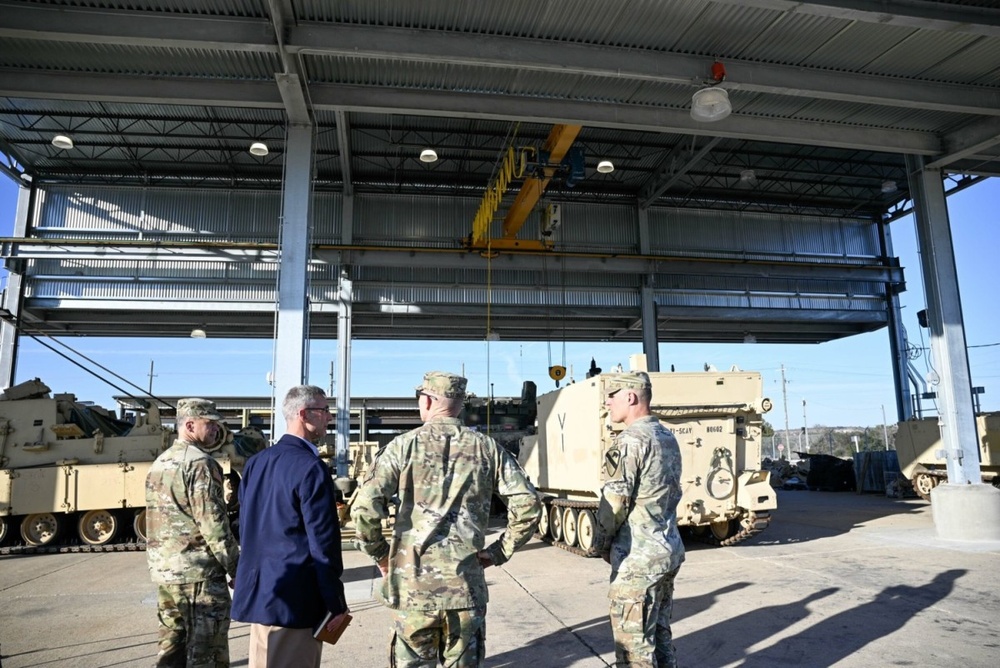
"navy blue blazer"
231,434,347,628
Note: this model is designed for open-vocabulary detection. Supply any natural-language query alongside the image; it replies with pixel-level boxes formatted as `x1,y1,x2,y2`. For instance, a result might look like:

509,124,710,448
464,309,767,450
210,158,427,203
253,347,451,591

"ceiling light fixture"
743,332,757,344
691,60,732,123
881,180,898,194
420,148,438,163
596,160,615,174
249,142,269,157
51,135,74,150
691,87,732,122
739,169,757,184
190,326,207,339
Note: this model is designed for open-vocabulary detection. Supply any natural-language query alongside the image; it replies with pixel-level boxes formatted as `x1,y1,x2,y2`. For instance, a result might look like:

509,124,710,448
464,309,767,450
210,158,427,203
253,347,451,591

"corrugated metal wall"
24,185,887,313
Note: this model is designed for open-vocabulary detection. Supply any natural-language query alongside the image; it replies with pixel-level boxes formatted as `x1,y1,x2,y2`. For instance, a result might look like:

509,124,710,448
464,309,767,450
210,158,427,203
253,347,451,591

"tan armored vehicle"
518,361,777,555
895,412,1000,500
0,379,264,549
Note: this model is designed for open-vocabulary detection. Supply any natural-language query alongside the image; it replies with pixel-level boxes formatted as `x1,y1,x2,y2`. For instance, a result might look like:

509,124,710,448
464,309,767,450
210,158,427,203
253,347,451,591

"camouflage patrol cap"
604,371,652,395
415,371,467,399
175,397,223,421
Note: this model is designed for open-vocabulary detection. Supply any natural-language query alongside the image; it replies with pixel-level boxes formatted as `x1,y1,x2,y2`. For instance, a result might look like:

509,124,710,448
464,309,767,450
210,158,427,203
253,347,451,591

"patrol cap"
415,371,467,399
175,397,223,421
603,372,652,395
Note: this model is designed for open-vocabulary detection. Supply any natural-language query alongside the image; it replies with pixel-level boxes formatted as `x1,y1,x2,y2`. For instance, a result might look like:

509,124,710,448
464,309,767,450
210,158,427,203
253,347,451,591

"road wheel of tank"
912,473,938,501
562,507,579,547
537,501,550,538
0,515,11,546
709,519,738,542
133,508,148,542
577,509,597,552
20,512,62,546
549,505,563,542
78,509,119,546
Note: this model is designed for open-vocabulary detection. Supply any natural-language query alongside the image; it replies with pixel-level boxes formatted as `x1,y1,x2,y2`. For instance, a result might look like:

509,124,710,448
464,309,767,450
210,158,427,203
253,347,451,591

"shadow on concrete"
485,614,611,667
342,563,380,583
675,569,965,668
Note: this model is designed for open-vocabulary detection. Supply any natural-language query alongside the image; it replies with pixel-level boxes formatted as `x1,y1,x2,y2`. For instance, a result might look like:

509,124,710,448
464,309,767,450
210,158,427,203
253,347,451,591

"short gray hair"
282,385,327,422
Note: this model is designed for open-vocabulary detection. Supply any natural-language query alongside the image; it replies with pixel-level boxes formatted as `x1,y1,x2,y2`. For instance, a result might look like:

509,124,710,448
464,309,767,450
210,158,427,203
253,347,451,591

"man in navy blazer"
231,385,349,668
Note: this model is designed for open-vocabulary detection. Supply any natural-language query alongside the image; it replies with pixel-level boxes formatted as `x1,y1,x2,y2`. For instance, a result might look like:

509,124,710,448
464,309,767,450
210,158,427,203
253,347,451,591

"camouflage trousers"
609,568,680,668
389,606,486,667
155,578,232,668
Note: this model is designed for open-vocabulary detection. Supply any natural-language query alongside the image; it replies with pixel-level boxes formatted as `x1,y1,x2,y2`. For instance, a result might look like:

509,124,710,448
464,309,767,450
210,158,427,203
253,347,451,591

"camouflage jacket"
597,415,685,596
351,417,541,611
146,438,239,584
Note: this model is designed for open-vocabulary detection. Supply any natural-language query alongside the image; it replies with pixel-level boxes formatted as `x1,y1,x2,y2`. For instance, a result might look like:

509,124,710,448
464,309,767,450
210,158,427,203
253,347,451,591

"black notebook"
313,611,353,645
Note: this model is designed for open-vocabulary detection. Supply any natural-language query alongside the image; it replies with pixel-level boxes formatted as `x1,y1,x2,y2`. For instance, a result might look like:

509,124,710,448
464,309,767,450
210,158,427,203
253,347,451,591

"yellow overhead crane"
467,124,582,253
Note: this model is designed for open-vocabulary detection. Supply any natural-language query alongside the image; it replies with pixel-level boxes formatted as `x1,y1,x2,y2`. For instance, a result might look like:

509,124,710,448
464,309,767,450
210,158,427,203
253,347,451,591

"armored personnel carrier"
518,361,777,555
895,412,1000,500
0,379,264,551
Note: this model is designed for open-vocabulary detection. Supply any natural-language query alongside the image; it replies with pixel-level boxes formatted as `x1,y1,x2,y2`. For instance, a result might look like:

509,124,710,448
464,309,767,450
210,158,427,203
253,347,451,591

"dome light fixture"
420,148,438,163
190,326,207,339
690,87,732,122
881,179,898,194
249,142,269,157
596,160,615,174
51,135,74,150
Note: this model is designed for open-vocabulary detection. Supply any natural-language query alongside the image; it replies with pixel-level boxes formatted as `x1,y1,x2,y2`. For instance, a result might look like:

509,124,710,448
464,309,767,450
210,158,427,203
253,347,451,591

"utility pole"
329,360,336,396
802,399,810,453
781,364,791,456
147,359,156,394
881,404,890,450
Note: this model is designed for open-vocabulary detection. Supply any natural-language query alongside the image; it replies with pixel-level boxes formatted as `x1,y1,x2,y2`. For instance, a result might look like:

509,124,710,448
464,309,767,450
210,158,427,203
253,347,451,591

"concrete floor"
2,489,999,667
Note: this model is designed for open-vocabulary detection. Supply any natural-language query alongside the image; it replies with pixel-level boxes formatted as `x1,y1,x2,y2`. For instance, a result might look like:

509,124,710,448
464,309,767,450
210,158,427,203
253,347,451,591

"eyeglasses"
415,390,438,401
303,407,332,414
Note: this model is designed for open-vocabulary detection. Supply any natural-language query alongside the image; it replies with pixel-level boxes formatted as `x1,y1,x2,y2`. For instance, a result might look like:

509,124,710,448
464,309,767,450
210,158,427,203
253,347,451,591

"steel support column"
636,206,659,371
879,217,913,421
271,123,314,436
335,271,352,478
641,283,660,372
0,184,33,389
905,155,979,485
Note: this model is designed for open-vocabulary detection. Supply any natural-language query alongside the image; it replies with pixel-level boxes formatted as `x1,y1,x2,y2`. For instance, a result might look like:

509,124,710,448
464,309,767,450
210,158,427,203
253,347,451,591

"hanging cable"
0,313,174,408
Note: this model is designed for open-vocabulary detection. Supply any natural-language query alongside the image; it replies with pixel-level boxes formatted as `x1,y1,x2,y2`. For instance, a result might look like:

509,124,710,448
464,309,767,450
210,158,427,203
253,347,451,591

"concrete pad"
1,489,999,667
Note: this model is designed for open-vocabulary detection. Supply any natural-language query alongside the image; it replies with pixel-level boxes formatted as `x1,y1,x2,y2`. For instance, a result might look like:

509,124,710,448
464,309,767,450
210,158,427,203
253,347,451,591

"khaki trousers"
248,623,322,668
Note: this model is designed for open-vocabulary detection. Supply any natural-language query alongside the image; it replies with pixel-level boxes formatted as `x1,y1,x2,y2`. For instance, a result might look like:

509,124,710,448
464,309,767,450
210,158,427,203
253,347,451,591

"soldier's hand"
477,551,494,568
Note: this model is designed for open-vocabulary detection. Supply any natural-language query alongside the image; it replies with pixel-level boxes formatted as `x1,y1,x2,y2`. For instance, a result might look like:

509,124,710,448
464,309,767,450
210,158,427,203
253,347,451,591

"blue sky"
1,176,997,431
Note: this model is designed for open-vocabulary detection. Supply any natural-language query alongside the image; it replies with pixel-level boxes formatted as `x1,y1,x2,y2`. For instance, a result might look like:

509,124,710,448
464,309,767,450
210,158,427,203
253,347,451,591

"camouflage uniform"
146,398,239,668
352,371,542,668
597,374,685,668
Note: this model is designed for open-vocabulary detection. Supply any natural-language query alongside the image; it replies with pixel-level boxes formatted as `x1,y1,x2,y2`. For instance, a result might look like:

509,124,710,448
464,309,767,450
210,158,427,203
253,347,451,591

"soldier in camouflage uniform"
597,372,685,668
146,398,239,668
352,371,542,667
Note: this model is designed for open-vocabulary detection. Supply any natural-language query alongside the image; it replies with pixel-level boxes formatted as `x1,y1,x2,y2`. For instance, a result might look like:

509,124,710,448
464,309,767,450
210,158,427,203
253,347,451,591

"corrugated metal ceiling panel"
0,38,280,79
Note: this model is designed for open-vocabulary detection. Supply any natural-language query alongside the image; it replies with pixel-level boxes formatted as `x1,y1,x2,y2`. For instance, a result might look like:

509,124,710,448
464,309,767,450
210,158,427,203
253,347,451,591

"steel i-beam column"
271,123,315,436
878,217,912,421
637,206,660,371
905,154,1000,540
335,271,352,478
0,184,34,388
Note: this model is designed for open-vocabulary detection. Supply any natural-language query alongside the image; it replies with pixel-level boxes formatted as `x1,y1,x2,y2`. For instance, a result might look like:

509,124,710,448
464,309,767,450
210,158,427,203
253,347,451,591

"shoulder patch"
604,447,622,479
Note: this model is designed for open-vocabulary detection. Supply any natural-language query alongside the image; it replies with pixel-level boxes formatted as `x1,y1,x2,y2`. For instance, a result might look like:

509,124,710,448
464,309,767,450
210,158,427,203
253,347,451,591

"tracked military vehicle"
0,378,265,551
518,361,777,556
895,412,1000,500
